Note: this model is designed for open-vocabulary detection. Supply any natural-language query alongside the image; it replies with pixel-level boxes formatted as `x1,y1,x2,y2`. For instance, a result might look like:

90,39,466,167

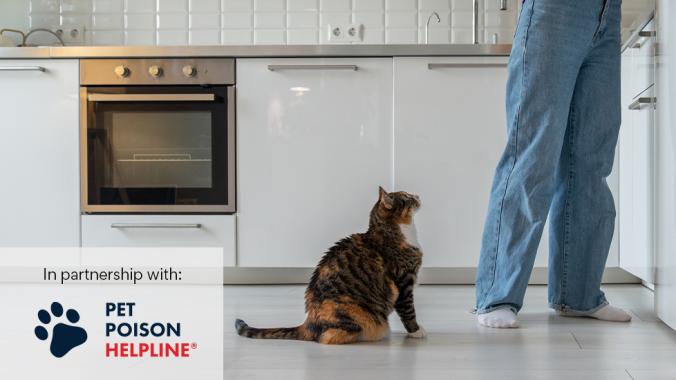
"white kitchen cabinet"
618,18,658,284
655,0,676,330
237,58,393,267
393,57,619,269
0,60,79,246
81,214,236,266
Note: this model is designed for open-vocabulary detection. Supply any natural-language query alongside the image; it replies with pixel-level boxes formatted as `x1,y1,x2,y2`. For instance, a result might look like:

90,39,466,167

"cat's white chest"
400,222,420,248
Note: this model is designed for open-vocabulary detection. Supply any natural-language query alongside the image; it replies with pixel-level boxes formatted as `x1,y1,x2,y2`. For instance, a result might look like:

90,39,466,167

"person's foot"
477,308,519,328
557,304,632,322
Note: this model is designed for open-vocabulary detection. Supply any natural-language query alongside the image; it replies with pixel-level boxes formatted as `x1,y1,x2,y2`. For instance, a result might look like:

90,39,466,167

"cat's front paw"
407,325,426,339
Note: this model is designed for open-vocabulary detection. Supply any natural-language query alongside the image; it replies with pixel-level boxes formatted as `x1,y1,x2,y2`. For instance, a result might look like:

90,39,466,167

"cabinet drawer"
82,214,236,266
630,20,656,96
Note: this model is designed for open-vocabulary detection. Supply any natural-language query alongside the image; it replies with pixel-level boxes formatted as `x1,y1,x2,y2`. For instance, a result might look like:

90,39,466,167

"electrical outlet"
56,26,86,45
327,24,363,43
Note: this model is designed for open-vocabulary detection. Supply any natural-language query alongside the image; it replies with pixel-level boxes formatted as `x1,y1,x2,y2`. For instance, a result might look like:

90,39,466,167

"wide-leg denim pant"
476,0,622,314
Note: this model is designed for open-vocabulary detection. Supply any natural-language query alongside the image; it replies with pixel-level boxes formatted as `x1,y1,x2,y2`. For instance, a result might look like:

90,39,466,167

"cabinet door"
392,57,534,267
394,57,619,269
0,60,79,246
620,86,655,283
237,58,393,267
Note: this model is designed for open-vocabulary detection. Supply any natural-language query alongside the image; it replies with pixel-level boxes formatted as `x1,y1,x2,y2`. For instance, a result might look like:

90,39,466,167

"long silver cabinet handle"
88,93,215,102
0,66,46,72
628,97,657,110
428,63,507,69
111,223,203,229
267,64,358,71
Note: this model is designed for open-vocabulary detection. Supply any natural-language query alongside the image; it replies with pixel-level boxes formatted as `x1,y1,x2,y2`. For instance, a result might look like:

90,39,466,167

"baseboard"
223,267,640,285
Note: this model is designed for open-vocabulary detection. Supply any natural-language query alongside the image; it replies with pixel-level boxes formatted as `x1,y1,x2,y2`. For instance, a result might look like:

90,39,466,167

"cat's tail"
235,319,313,341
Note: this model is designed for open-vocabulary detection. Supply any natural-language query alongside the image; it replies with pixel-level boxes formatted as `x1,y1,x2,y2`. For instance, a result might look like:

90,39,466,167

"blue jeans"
476,0,622,314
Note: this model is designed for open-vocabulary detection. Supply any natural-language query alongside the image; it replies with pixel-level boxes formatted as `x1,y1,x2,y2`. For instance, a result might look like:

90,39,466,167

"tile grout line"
570,332,583,349
625,369,635,380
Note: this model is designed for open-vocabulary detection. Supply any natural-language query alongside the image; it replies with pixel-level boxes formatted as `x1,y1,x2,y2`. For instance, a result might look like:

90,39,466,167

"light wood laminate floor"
224,285,676,380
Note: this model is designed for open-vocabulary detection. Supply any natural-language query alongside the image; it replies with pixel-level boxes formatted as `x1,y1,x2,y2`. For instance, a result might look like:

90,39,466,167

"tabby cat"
235,187,426,344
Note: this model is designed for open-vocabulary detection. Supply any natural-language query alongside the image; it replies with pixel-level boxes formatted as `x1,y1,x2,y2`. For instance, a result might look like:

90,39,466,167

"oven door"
81,86,235,213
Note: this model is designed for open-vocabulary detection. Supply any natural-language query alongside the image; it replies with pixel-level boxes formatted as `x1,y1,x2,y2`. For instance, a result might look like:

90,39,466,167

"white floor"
224,285,676,380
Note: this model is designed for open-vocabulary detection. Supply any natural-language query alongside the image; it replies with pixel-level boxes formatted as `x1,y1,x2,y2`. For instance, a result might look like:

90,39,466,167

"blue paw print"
34,302,88,358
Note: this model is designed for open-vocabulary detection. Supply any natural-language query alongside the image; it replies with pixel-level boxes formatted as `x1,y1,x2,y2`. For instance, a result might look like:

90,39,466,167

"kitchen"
0,0,675,379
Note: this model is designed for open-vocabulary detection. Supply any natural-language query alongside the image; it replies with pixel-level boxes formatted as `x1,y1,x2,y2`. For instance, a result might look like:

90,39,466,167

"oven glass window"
105,110,212,188
86,87,230,208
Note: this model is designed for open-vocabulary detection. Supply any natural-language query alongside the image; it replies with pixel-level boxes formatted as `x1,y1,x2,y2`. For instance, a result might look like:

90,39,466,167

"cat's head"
375,186,421,224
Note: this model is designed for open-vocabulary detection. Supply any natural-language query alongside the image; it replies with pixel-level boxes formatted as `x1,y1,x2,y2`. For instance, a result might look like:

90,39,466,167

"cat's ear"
379,186,393,209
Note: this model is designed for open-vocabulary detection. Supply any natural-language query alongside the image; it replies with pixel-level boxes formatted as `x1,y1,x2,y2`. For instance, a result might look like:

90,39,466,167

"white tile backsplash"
223,12,253,28
124,29,155,44
189,0,221,12
30,0,60,13
385,28,417,43
287,12,318,28
27,0,517,45
253,28,285,43
62,0,92,13
254,12,285,28
222,28,253,44
92,0,123,13
353,11,384,27
386,0,417,11
287,28,318,44
420,0,450,10
157,0,188,12
254,0,286,12
189,29,221,44
92,13,123,29
222,0,253,11
124,0,155,12
354,0,384,11
319,12,351,26
319,0,351,12
287,0,317,11
190,13,221,29
125,13,155,29
157,13,188,29
156,29,188,44
386,11,418,28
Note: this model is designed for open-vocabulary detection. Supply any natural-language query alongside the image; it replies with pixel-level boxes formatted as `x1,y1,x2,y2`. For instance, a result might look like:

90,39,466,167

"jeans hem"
549,300,609,315
475,304,518,315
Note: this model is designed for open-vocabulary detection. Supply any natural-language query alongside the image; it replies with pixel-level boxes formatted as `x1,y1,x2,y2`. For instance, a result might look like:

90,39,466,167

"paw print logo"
34,302,88,358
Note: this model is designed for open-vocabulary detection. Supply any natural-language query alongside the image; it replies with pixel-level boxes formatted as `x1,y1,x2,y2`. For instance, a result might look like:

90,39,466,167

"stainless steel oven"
80,58,235,213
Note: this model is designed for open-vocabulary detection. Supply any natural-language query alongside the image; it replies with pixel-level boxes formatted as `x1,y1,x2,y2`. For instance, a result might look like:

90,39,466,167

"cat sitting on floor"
235,187,426,344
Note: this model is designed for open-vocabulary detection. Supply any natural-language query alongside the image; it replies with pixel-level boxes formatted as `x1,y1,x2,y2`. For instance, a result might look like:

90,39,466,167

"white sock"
557,304,632,322
478,308,519,328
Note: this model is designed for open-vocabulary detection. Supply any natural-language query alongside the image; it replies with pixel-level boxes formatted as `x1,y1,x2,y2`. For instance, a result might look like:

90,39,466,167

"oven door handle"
87,93,216,102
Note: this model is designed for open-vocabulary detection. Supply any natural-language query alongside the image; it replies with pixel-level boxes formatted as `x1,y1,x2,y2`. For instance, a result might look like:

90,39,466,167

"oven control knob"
114,65,130,79
148,65,163,78
182,65,197,78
